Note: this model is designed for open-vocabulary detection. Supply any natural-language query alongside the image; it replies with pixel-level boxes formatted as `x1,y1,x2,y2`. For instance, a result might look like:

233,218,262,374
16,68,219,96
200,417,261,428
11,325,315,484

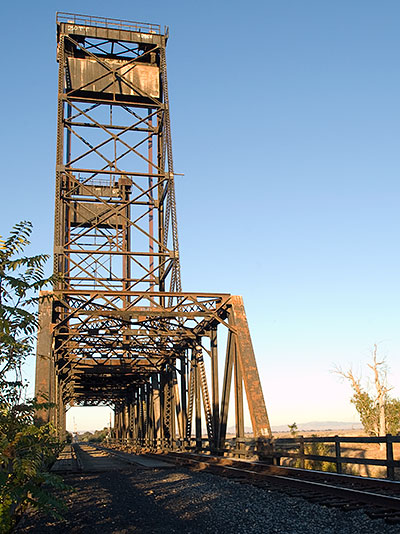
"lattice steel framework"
35,13,272,454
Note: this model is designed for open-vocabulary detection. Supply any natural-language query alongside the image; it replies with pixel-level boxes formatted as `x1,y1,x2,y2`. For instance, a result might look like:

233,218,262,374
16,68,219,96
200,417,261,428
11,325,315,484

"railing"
106,434,400,479
56,12,166,36
107,436,272,460
274,435,400,480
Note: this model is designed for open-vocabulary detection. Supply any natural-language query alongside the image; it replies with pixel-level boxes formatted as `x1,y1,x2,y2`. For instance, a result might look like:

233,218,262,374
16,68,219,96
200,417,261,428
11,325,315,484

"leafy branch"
0,222,67,532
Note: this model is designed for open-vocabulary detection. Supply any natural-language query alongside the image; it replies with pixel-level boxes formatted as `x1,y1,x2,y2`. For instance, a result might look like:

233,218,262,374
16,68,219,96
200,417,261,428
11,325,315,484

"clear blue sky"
2,1,400,431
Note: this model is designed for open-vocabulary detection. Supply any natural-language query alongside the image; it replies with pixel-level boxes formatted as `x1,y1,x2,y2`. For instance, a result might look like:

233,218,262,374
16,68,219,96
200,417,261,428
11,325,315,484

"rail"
56,12,166,36
274,434,400,480
154,451,400,522
85,445,400,523
108,437,267,459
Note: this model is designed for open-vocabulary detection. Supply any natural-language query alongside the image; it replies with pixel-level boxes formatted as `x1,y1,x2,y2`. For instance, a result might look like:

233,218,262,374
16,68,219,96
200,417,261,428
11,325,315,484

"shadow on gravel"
15,465,400,534
15,467,220,534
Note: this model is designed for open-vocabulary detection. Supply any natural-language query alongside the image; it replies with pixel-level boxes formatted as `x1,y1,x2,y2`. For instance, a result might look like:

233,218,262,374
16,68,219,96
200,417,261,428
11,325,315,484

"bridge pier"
34,291,56,426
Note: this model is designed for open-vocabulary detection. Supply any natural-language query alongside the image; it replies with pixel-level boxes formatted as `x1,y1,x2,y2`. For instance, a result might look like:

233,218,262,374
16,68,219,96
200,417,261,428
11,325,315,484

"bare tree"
334,345,400,447
368,345,392,440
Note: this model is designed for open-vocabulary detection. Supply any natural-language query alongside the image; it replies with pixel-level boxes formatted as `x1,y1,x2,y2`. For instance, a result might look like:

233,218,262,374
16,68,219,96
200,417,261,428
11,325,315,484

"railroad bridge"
35,12,272,455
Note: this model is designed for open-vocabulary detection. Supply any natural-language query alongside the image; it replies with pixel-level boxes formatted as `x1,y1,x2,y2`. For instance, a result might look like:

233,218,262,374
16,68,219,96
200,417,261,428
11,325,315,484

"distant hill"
79,421,363,435
228,421,362,435
271,421,363,432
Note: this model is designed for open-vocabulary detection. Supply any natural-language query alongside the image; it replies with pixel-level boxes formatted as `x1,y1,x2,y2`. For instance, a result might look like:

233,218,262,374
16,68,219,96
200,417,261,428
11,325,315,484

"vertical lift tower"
35,13,272,454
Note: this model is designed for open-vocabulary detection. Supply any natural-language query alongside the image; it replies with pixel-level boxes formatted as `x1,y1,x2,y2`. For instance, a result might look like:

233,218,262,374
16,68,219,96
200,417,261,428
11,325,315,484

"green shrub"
293,436,336,472
0,398,67,532
0,222,67,532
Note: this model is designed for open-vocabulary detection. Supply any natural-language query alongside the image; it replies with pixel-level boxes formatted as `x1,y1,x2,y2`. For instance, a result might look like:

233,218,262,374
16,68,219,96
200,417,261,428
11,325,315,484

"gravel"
16,465,400,533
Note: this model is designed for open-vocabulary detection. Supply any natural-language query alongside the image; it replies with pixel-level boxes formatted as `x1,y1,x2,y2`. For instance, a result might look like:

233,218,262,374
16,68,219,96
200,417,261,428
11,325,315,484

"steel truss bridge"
35,12,272,455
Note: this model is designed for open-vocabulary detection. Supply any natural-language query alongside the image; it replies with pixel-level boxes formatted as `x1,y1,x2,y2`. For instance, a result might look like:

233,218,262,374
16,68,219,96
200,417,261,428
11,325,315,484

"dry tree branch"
367,344,393,398
333,364,362,396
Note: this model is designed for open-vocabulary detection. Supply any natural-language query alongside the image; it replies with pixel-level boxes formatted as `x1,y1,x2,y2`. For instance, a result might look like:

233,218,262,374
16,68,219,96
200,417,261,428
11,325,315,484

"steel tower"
35,13,272,454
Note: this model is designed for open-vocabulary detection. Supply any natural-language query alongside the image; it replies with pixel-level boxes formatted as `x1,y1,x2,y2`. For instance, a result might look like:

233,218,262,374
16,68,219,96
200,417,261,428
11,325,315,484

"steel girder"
35,12,272,453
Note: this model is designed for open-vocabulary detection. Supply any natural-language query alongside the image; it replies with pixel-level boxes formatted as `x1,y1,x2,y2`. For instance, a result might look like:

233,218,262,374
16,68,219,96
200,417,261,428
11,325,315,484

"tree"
335,345,400,439
78,427,109,443
0,221,53,393
0,222,66,532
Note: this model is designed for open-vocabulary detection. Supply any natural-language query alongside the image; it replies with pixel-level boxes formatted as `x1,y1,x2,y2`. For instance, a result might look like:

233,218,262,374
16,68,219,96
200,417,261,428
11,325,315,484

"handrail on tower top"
56,12,167,36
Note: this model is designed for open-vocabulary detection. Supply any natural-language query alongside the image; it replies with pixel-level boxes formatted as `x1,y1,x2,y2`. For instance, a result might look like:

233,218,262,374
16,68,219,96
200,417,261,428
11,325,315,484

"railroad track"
131,450,400,524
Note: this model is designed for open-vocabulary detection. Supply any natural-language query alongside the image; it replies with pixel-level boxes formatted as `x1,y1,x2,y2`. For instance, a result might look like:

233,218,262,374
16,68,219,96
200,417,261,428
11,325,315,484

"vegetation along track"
107,448,400,525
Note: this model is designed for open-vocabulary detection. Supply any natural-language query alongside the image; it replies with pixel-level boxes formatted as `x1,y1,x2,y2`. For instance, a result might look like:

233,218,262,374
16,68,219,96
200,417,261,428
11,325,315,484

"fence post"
386,434,394,480
299,436,305,469
334,435,342,474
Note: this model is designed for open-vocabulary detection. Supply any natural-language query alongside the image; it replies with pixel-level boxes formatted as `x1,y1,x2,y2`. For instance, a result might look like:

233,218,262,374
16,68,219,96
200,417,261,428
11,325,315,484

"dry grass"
273,429,399,479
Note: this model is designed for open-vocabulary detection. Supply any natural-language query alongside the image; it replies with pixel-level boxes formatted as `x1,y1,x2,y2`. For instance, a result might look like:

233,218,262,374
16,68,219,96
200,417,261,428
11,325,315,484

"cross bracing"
35,13,272,455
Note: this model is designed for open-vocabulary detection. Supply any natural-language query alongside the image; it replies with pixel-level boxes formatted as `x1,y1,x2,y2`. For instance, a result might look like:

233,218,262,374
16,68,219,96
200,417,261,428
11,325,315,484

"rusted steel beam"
52,290,230,298
234,332,245,452
230,296,272,439
219,330,234,449
34,291,56,424
210,328,219,449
